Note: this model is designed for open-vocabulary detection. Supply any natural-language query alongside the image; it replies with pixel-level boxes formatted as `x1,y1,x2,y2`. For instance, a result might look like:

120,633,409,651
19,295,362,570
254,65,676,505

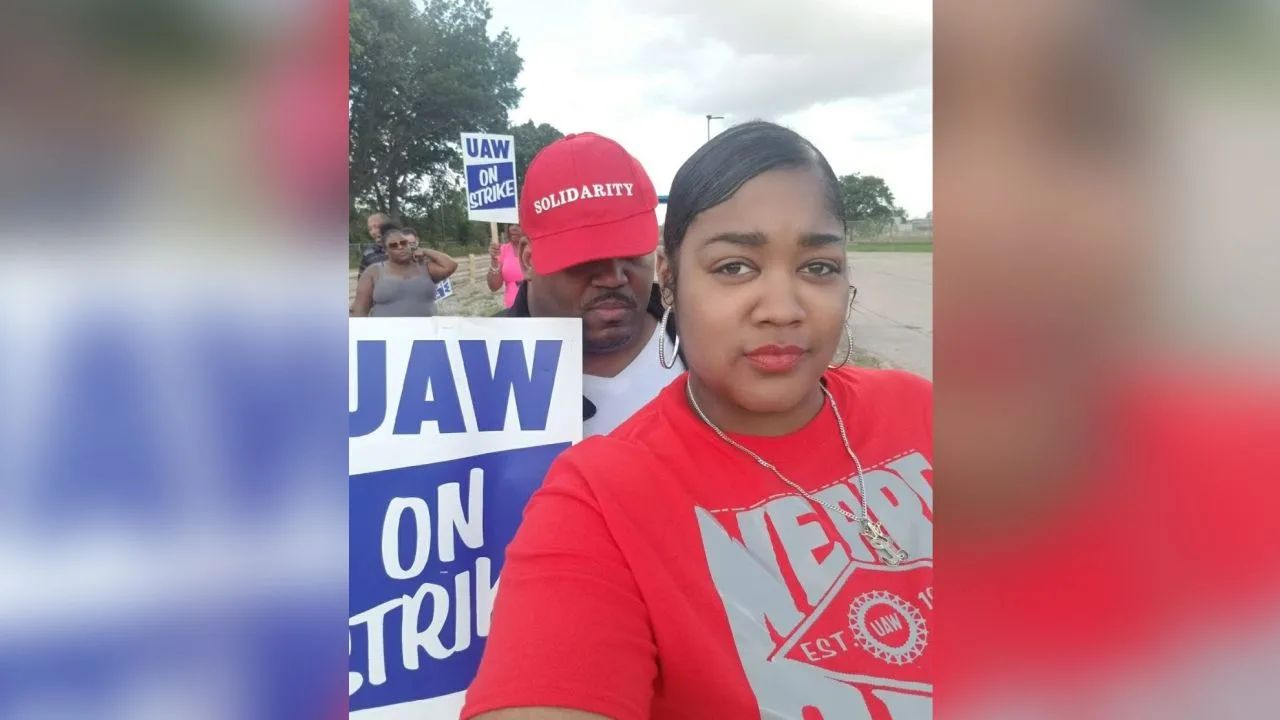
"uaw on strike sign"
349,317,582,719
461,132,518,224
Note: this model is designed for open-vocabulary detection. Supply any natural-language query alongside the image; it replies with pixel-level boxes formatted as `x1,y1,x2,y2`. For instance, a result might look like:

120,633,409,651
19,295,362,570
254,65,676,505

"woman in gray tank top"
350,227,459,317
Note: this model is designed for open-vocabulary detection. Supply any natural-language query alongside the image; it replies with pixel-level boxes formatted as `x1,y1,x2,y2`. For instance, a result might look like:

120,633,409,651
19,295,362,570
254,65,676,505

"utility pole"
706,114,724,141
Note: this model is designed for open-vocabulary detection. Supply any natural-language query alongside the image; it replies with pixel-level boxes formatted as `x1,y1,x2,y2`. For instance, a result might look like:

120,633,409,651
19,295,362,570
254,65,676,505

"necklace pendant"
861,520,908,566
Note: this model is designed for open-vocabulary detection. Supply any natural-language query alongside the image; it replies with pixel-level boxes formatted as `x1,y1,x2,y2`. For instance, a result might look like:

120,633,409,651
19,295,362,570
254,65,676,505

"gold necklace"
686,380,908,566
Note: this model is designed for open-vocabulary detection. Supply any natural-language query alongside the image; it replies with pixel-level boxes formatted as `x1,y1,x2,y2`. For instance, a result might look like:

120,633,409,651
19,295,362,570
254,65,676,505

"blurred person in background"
499,132,685,437
936,0,1280,717
402,227,433,267
0,7,156,225
463,121,933,720
487,224,525,309
251,0,348,221
357,212,391,276
350,227,456,317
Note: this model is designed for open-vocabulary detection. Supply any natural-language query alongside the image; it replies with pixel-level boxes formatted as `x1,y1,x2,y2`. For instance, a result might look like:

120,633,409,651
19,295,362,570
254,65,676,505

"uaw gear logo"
773,559,933,692
849,590,927,666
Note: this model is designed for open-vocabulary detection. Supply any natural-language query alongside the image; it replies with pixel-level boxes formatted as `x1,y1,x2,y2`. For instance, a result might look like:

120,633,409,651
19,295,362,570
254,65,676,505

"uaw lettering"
460,132,518,224
532,182,635,215
696,451,935,719
435,278,453,303
349,318,583,719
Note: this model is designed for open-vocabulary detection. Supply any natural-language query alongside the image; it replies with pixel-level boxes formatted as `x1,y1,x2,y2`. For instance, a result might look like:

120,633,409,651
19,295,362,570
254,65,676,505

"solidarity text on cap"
531,183,636,215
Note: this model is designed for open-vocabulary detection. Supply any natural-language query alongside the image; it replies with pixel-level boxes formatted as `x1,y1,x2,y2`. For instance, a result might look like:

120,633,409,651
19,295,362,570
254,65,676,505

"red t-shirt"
462,367,934,720
939,374,1280,718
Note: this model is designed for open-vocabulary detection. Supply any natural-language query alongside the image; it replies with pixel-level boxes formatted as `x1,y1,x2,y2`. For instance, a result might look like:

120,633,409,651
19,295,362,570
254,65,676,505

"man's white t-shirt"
582,323,684,437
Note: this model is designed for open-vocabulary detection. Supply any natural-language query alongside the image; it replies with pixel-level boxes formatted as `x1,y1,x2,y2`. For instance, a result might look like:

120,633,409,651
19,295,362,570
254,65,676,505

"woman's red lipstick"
744,344,806,373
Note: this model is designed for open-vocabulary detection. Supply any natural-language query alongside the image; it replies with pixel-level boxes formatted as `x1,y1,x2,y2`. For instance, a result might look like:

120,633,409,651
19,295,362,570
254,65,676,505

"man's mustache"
586,292,636,310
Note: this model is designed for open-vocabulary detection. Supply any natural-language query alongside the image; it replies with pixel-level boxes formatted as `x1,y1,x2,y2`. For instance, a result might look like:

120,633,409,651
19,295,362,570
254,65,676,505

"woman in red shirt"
463,121,933,720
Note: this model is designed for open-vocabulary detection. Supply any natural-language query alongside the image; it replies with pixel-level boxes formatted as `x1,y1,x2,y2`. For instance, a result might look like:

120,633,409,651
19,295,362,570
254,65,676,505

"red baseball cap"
519,133,659,275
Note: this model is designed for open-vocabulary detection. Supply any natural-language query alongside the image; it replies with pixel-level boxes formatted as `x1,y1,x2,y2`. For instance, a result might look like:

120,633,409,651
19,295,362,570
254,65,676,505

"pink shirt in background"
499,243,523,308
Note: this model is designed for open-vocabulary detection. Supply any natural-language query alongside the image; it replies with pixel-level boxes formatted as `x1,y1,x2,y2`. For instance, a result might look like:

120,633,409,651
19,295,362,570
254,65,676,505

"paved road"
847,252,933,379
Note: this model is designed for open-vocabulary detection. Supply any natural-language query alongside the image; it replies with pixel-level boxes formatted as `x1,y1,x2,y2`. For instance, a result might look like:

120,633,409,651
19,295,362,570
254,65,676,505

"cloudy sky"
487,0,932,220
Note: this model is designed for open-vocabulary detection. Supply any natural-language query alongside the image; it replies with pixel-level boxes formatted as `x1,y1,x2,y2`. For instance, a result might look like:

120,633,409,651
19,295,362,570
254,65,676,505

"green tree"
349,0,522,219
838,173,907,236
508,120,565,188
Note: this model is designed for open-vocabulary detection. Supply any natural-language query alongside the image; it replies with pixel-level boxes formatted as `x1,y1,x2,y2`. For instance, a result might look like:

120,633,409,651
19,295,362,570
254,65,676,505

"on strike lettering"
350,467,494,696
381,468,486,578
349,556,498,695
468,177,516,210
349,338,561,437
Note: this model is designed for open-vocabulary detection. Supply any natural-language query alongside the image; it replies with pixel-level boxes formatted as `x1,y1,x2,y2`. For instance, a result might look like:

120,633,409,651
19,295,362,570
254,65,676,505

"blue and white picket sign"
434,278,453,302
349,317,583,719
460,132,519,224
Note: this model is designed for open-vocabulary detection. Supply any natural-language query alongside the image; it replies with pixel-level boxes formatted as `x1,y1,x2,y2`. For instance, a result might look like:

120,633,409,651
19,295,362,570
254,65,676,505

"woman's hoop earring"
829,323,853,368
658,306,681,369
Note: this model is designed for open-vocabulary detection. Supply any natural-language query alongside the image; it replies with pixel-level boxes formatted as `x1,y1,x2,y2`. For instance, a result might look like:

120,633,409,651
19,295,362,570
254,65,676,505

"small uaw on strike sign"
434,278,454,303
460,132,519,224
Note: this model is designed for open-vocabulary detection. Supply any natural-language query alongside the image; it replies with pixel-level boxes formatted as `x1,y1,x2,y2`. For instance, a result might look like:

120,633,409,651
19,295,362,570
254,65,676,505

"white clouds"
620,0,931,118
785,93,932,218
486,0,932,217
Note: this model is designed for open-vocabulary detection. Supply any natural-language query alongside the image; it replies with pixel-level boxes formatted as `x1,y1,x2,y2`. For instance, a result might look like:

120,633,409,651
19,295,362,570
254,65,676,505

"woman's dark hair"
662,120,844,275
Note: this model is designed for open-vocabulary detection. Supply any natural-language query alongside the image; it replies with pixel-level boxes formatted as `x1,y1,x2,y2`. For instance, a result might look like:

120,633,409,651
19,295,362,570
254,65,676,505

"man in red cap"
499,132,684,436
